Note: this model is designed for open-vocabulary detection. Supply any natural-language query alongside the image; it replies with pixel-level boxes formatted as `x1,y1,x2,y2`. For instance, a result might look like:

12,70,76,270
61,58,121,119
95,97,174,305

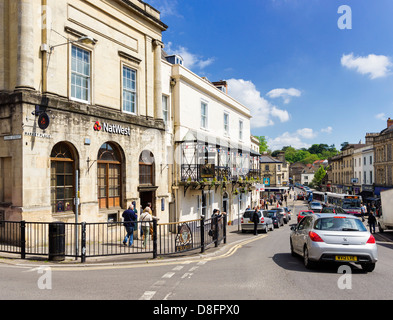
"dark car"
265,210,284,228
271,207,289,224
321,206,346,214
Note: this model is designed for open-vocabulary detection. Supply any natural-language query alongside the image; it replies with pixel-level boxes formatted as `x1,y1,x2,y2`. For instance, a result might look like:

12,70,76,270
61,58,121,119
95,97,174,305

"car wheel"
290,240,296,257
361,263,376,273
263,224,268,233
303,246,316,269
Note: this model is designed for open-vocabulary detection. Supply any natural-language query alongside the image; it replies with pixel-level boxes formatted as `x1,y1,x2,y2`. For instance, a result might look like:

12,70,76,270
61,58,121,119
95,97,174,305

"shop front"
0,92,169,224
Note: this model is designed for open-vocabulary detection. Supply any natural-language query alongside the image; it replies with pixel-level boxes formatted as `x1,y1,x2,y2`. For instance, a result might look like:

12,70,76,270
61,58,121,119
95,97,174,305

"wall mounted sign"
24,131,52,139
38,112,50,130
94,121,130,136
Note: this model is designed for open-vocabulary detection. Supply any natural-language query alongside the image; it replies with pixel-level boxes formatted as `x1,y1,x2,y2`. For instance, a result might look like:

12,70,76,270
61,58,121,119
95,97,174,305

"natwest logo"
93,121,102,131
94,120,131,136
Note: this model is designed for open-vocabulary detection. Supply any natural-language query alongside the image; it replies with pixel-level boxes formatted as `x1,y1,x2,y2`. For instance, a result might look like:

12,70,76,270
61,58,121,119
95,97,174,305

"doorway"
139,190,155,216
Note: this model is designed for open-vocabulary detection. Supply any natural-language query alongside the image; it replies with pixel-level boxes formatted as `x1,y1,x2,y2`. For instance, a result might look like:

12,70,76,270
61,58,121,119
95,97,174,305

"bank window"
123,66,137,114
98,143,122,209
201,102,208,129
50,143,75,213
71,46,90,103
139,150,155,185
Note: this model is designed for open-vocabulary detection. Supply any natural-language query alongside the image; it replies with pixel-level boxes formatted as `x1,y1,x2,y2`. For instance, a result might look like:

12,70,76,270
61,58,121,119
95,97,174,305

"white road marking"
162,272,175,279
139,291,156,300
172,265,184,271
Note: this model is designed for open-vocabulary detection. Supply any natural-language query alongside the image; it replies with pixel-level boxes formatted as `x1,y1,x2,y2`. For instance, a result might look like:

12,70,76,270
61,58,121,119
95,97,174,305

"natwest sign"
94,121,131,136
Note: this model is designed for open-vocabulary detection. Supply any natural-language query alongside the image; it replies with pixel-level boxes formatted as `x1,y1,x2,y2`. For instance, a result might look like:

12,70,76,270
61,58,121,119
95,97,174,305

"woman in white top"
140,207,152,248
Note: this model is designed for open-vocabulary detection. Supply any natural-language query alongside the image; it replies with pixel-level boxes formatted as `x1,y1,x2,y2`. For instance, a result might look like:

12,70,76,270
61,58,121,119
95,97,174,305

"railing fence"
0,215,227,263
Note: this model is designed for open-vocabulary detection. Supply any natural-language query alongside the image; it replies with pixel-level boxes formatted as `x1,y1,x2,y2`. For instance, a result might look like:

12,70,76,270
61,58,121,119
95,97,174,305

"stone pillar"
15,0,35,91
153,39,163,120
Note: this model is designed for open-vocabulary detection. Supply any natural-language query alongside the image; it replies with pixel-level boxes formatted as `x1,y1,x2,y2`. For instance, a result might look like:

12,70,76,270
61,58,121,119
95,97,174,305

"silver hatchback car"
290,213,378,272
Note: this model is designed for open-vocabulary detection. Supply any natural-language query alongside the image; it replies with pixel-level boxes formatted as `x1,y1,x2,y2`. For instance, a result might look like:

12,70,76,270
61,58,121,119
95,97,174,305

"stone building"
0,0,171,223
372,118,393,196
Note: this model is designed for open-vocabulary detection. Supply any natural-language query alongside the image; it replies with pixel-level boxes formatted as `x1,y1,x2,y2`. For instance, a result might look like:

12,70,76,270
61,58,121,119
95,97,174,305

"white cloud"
321,126,333,134
267,132,311,151
296,128,316,139
165,42,215,71
266,88,302,104
226,79,290,128
267,128,317,150
341,53,392,79
148,0,182,18
375,113,386,120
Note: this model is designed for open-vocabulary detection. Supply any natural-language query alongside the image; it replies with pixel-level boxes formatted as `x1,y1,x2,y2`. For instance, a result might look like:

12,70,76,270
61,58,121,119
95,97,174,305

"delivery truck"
378,189,393,232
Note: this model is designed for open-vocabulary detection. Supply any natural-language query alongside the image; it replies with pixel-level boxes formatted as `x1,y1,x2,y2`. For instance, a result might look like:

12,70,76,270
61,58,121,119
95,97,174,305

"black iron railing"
0,215,227,263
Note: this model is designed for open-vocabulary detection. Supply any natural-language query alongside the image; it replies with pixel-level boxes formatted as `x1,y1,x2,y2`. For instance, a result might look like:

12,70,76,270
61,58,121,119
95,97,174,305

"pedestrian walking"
140,206,153,248
122,204,137,247
360,203,366,222
368,211,377,234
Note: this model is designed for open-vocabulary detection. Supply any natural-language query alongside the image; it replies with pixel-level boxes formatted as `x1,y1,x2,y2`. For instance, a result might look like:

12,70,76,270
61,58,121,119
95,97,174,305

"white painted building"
353,145,374,195
162,53,259,223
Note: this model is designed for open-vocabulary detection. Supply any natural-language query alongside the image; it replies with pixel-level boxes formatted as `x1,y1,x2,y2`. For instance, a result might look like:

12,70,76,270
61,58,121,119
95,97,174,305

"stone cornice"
0,90,165,131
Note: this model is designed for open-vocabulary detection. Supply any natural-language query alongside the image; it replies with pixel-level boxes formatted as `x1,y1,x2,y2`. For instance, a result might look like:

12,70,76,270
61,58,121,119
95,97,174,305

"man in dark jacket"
122,204,137,246
252,209,260,235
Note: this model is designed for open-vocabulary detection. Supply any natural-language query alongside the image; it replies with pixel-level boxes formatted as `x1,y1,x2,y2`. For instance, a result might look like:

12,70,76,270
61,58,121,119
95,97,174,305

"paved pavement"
0,201,300,269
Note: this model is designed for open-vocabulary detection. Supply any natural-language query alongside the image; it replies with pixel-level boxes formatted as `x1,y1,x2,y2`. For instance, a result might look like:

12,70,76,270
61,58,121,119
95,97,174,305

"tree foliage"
270,144,338,164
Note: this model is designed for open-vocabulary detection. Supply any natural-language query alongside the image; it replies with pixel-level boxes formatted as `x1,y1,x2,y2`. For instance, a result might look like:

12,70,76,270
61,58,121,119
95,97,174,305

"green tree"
311,165,326,187
255,136,269,154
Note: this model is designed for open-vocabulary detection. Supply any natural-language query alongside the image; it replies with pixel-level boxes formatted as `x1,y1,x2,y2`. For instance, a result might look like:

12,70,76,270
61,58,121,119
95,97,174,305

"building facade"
372,118,393,196
161,55,258,223
0,0,171,223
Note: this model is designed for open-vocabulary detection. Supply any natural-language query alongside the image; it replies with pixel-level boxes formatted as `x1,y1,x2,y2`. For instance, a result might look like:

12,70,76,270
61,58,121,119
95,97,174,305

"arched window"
98,142,122,209
50,142,75,213
139,150,155,185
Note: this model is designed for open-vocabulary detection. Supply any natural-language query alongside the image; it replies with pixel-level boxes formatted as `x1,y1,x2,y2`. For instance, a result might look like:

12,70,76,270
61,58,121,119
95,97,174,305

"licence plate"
248,221,253,223
335,255,357,262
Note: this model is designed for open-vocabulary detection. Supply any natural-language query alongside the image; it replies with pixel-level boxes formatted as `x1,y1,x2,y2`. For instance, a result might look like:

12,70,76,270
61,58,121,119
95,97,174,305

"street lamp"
49,35,96,53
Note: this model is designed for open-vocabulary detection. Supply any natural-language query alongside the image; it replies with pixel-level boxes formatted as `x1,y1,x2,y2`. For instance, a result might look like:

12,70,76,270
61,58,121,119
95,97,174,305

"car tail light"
241,218,244,223
309,231,324,242
367,234,376,244
260,217,264,223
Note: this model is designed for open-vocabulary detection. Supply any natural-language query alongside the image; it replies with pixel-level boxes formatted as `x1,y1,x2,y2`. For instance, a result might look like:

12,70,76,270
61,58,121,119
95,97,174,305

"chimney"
388,118,393,128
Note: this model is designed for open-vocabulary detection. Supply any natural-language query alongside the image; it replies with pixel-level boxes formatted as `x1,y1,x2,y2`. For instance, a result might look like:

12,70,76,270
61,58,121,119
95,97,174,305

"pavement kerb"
0,200,304,269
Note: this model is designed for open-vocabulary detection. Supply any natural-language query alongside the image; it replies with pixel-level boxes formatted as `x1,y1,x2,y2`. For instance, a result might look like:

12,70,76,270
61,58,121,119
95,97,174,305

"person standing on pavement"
368,210,377,234
122,204,137,247
140,207,153,248
252,208,260,235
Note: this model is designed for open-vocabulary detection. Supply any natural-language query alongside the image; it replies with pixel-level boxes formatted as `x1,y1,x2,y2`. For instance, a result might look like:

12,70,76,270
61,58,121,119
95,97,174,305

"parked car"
265,210,284,228
284,207,292,221
297,193,305,200
297,210,314,223
241,210,273,233
321,206,346,214
271,207,289,224
309,202,323,213
290,213,378,272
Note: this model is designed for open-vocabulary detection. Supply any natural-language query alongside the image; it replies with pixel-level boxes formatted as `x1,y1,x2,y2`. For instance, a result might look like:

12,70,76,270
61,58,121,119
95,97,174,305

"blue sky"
149,0,393,151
